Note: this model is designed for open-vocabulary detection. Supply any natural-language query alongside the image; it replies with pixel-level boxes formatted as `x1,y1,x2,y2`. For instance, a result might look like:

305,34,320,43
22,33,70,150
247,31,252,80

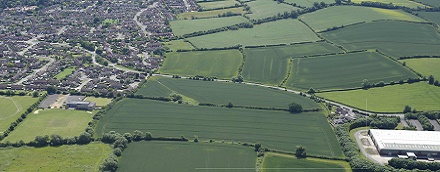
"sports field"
418,12,440,26
262,153,351,172
318,82,440,112
3,109,93,142
159,50,242,79
118,141,256,172
402,58,440,79
136,77,320,109
54,67,75,80
351,0,425,8
0,96,39,133
84,97,112,107
414,0,440,7
187,19,321,48
170,16,249,36
245,0,300,20
177,7,245,20
284,52,418,90
163,40,195,51
0,143,111,172
198,0,239,10
96,99,343,157
300,6,424,32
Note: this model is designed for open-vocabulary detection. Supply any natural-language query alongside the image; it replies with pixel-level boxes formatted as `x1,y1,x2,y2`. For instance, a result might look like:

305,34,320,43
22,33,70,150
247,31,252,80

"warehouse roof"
369,129,440,152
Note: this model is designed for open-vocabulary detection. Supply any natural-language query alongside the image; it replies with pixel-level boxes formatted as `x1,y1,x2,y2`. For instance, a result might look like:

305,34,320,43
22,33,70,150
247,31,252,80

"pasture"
159,50,242,79
54,67,75,80
187,19,321,48
414,0,440,7
321,21,440,58
350,0,425,8
317,82,440,112
262,153,351,172
170,16,249,36
0,143,111,172
245,0,300,20
198,0,239,10
284,52,417,91
84,97,112,107
118,141,256,172
163,40,194,51
3,109,93,142
177,7,245,20
300,6,424,32
284,0,335,8
96,99,343,157
402,58,440,79
0,96,39,133
418,12,440,26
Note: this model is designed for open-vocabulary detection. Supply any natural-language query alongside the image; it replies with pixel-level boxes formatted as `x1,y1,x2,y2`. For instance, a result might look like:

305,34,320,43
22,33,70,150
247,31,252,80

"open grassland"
414,0,440,7
351,0,425,8
284,52,418,90
402,58,440,79
118,141,256,172
177,7,245,20
262,153,351,172
300,6,424,32
321,21,440,58
198,0,239,10
170,16,249,36
418,12,440,26
284,0,335,7
0,143,111,172
187,19,320,48
0,96,38,133
84,97,112,107
136,77,320,109
163,40,194,51
96,99,343,157
3,109,92,142
54,67,75,80
242,43,343,85
245,0,300,20
159,50,242,79
318,82,440,112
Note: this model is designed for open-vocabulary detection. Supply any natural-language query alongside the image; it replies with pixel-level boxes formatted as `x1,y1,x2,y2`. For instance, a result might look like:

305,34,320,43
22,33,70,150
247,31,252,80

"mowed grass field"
3,109,92,142
300,6,424,32
418,12,440,26
0,143,112,172
0,96,39,133
242,43,343,85
177,7,245,20
136,77,320,109
318,82,440,112
118,141,256,172
284,52,418,90
96,99,343,157
163,40,194,51
262,153,351,172
351,0,425,8
187,19,321,48
170,16,249,36
159,50,242,79
245,0,300,20
84,97,112,107
198,0,239,10
284,0,335,7
55,67,75,80
402,58,440,79
321,21,440,58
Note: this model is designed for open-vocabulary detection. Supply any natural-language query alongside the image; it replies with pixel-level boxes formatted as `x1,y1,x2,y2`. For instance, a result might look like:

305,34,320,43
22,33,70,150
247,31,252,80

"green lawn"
198,0,239,10
170,16,249,36
245,0,300,20
0,96,39,133
402,58,440,79
54,67,76,80
351,0,425,8
118,141,256,172
3,109,93,142
0,143,112,172
317,82,440,113
163,40,195,51
177,7,245,20
262,153,351,172
84,97,112,107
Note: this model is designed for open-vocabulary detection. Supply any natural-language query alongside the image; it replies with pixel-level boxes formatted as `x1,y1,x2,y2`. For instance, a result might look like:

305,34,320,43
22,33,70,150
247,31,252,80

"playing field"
118,141,256,172
136,77,320,109
245,0,300,20
318,82,440,112
198,0,239,10
284,52,418,90
321,21,440,58
159,50,242,79
262,153,351,172
0,96,39,133
177,7,245,20
0,143,111,172
284,0,335,7
351,0,425,8
402,58,440,79
242,43,343,85
414,0,440,7
300,6,424,32
96,99,343,157
418,12,440,26
84,97,112,107
187,19,321,48
170,16,249,36
2,109,93,142
54,67,76,80
163,40,195,51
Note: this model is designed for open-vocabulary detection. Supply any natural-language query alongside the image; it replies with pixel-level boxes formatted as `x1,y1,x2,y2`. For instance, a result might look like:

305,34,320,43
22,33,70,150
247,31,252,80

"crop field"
262,153,351,172
321,21,440,58
96,99,343,157
187,19,321,48
0,143,111,172
284,52,418,90
84,97,112,107
118,141,256,172
242,43,343,84
198,0,239,10
414,0,440,7
54,67,75,80
159,50,242,79
402,58,440,79
318,82,440,112
3,109,93,142
0,96,38,133
170,16,249,36
177,7,245,20
300,6,424,32
284,0,335,7
245,0,300,20
351,0,425,8
163,40,194,51
135,77,320,109
418,12,440,26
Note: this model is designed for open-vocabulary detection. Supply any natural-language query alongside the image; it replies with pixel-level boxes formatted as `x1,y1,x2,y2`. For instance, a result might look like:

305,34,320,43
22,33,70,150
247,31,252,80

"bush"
288,103,303,113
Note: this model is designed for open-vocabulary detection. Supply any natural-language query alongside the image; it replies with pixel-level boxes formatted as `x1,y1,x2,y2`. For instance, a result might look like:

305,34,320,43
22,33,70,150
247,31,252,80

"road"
15,56,55,84
133,2,158,37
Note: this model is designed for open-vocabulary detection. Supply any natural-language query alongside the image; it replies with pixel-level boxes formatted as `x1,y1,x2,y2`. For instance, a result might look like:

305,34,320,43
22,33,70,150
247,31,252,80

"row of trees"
349,116,399,130
362,77,422,89
389,158,440,171
404,112,435,131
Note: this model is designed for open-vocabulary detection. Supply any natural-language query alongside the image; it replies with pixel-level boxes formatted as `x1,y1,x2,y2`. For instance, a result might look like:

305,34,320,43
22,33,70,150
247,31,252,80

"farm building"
369,129,440,158
66,101,96,110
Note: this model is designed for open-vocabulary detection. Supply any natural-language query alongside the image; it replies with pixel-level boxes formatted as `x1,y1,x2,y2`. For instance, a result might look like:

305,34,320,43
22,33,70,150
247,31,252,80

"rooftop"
369,129,440,152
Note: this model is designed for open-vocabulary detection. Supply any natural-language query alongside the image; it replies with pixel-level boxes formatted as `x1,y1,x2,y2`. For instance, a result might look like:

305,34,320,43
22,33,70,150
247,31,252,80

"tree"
232,75,243,83
307,88,315,94
123,133,133,142
435,80,440,86
77,132,92,144
335,0,342,5
428,75,435,85
295,146,307,158
113,148,122,156
32,91,39,97
50,134,64,146
34,135,49,147
288,103,303,113
362,79,371,89
46,86,56,94
226,102,233,108
99,154,118,172
133,130,144,141
113,137,128,149
403,105,412,113
145,132,153,140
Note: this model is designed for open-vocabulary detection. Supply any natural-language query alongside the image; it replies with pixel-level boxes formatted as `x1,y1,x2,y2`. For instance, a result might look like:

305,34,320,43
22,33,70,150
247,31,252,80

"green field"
318,82,440,112
351,0,425,8
198,0,239,10
163,40,195,51
321,21,440,58
414,0,440,7
177,7,245,20
0,96,39,133
96,99,343,157
187,19,321,48
170,16,249,36
0,143,111,172
418,12,440,26
245,0,300,20
242,43,343,85
300,6,424,32
118,141,256,172
3,109,93,142
262,153,351,172
402,58,440,79
84,97,112,107
159,50,242,79
284,52,418,90
55,67,76,80
136,77,320,109
284,0,335,7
